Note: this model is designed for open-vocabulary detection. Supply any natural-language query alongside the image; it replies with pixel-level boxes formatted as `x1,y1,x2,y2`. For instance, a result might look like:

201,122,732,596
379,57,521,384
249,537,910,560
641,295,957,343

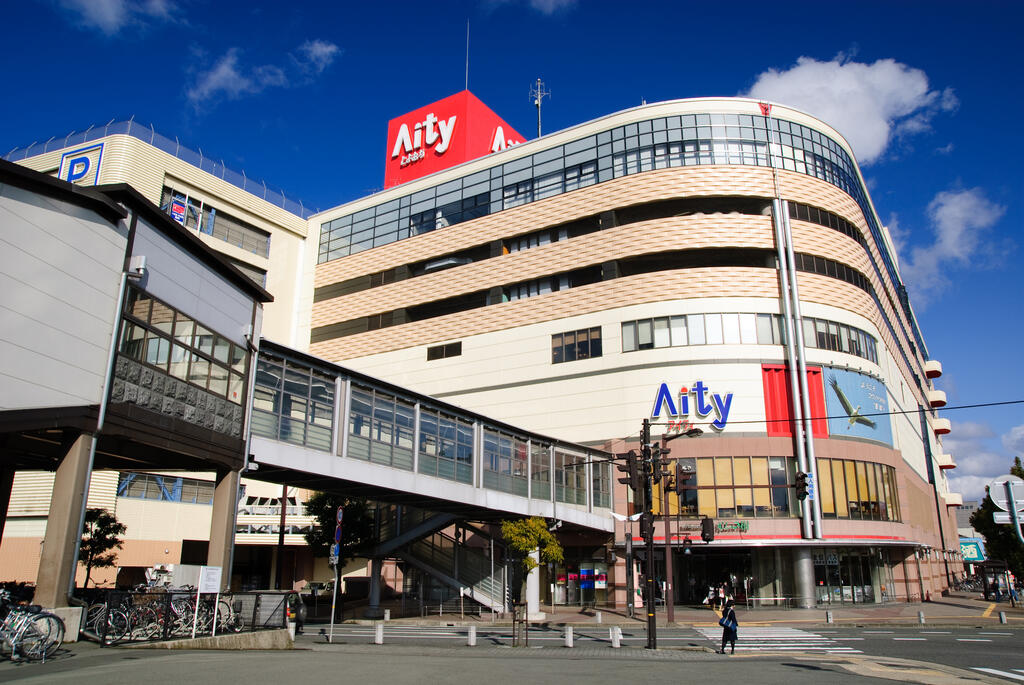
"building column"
526,548,545,620
793,547,816,609
36,433,93,608
207,468,240,589
0,467,15,541
365,557,384,618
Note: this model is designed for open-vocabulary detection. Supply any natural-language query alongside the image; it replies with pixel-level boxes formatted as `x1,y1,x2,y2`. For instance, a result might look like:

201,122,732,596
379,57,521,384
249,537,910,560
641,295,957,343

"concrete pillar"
36,433,93,608
526,548,545,620
793,547,816,609
207,469,240,589
0,467,15,541
365,557,384,619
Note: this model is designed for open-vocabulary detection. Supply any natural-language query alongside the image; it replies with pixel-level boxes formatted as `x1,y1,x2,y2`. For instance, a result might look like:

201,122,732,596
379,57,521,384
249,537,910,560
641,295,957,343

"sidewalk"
315,591,1024,629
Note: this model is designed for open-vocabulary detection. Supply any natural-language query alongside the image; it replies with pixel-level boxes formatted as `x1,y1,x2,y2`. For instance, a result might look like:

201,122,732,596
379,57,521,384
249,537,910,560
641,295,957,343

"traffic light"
616,450,643,499
674,462,693,487
701,516,715,543
638,511,654,543
795,471,809,500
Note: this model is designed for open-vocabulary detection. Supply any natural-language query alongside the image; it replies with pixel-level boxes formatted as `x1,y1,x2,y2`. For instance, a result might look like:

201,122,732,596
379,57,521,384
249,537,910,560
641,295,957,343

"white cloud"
187,40,341,110
484,0,578,14
744,56,957,165
942,422,1019,502
297,40,341,74
900,188,1007,307
57,0,177,35
1003,424,1024,454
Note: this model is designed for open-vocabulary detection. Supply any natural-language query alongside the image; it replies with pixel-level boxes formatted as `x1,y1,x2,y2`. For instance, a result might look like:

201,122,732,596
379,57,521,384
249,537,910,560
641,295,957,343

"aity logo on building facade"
651,381,734,431
384,90,525,189
390,112,457,167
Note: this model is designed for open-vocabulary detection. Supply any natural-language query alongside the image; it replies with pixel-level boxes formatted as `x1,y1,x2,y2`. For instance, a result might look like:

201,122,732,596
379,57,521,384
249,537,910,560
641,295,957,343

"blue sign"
58,143,104,185
652,380,735,431
824,368,893,446
960,538,986,562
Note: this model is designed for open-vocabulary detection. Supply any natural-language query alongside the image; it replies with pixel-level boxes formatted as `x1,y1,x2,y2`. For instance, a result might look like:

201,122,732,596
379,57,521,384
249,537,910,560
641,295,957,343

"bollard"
468,625,477,646
596,611,602,623
564,626,574,648
826,610,833,624
384,609,391,621
374,622,384,644
999,611,1007,624
917,611,925,625
610,626,621,648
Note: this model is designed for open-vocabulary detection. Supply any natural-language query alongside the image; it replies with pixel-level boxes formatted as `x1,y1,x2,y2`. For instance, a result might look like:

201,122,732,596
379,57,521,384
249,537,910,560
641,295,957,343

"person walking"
718,599,738,654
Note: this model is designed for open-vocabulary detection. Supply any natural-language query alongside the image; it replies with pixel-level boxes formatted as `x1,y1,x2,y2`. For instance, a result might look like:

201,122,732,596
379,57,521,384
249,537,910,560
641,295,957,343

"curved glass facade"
317,104,927,367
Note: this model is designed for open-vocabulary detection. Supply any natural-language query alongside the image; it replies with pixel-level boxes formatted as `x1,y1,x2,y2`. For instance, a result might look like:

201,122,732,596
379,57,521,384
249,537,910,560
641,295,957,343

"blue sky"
3,0,1022,502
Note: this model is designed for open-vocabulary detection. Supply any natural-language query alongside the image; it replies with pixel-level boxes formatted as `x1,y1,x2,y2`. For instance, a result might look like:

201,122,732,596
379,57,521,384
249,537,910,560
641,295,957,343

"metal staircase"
373,504,507,612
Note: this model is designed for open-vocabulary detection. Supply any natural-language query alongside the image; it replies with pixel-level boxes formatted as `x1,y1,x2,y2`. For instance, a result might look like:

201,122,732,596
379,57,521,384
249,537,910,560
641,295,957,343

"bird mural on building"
829,374,877,429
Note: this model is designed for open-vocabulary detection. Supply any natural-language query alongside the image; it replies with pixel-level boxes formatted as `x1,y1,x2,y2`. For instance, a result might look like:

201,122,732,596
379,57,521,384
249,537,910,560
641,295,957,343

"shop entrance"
812,547,890,604
673,549,752,606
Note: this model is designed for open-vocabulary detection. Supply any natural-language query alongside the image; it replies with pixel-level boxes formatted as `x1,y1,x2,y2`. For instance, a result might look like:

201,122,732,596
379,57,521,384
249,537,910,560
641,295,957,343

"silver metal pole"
781,201,824,538
328,563,340,642
771,199,812,539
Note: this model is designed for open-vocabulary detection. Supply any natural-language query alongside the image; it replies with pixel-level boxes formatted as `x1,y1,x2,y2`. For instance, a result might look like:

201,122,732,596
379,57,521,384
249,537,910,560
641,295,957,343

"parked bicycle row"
80,589,293,645
0,589,64,662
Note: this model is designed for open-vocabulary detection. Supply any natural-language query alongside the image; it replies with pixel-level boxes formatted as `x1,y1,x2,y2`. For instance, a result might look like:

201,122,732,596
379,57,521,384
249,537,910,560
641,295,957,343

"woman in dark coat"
719,599,738,654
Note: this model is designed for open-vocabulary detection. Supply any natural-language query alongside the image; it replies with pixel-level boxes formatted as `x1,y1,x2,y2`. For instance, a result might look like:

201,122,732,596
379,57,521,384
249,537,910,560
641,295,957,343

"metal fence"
80,590,295,645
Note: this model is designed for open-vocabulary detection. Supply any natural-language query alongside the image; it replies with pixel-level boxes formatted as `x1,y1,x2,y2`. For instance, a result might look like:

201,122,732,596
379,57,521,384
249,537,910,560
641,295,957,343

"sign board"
329,542,340,567
960,538,987,562
384,90,525,188
199,566,222,593
994,512,1013,524
58,143,104,186
987,475,1024,512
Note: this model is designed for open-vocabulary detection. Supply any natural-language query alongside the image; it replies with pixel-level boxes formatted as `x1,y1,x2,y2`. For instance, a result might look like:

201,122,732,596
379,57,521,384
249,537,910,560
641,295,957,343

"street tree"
500,517,564,603
79,507,126,588
303,492,375,567
969,457,1024,578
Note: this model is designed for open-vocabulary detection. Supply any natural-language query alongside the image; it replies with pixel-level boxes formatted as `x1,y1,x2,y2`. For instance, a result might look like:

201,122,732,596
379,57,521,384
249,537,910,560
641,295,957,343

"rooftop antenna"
465,20,470,90
530,78,550,138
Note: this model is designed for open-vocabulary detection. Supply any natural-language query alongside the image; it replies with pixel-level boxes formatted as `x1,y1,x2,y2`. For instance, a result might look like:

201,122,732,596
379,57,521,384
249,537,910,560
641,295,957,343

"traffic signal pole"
642,419,657,650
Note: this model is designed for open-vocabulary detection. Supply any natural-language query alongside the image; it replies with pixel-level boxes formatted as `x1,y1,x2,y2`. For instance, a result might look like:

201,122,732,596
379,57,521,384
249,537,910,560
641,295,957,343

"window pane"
739,313,758,343
621,322,636,352
721,313,740,344
818,459,835,516
669,315,687,346
150,302,175,336
637,320,653,349
174,316,194,346
688,314,705,344
653,317,670,348
705,314,723,344
714,457,733,486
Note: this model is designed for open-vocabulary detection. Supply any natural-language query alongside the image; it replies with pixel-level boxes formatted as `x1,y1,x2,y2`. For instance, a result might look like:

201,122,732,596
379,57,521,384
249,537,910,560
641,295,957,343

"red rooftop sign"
384,90,526,188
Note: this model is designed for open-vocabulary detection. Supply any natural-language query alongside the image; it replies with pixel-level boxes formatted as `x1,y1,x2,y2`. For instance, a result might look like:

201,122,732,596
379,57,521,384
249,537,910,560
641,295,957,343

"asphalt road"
310,623,1024,680
0,625,1019,684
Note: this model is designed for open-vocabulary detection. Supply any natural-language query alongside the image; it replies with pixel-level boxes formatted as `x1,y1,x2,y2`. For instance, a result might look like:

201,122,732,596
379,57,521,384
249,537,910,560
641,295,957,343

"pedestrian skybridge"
247,340,615,533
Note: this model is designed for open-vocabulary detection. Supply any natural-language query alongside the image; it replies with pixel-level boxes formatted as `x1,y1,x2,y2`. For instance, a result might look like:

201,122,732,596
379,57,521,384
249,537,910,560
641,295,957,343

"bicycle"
0,590,65,662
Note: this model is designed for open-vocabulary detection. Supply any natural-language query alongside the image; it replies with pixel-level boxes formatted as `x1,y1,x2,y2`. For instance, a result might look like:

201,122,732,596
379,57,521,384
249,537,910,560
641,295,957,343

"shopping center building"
308,95,962,608
2,92,963,610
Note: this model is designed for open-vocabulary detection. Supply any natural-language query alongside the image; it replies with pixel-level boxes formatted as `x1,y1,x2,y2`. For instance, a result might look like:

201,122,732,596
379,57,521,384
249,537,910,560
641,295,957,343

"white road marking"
892,637,926,641
958,638,993,642
972,668,1024,682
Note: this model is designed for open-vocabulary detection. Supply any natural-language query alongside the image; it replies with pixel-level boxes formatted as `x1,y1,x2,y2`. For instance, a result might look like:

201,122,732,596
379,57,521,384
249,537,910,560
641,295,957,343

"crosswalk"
694,626,862,653
971,667,1024,682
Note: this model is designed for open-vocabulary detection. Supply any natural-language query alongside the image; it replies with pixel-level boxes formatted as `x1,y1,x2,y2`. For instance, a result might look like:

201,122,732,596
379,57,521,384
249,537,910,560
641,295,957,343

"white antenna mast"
529,78,550,138
465,21,470,90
